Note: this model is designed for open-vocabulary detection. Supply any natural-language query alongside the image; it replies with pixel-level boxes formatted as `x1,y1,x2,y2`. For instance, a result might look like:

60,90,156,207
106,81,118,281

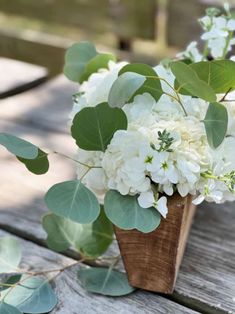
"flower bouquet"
1,5,235,299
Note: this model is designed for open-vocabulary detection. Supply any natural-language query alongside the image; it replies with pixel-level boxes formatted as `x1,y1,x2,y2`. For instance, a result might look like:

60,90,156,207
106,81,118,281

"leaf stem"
146,75,188,116
52,151,102,169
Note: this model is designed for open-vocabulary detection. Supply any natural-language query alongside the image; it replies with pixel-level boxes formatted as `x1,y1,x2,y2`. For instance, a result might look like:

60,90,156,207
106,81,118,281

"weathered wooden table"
0,59,234,314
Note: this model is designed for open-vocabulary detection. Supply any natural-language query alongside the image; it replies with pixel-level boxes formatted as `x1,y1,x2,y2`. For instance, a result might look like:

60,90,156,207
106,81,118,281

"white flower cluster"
71,6,235,219
178,4,235,61
71,60,235,218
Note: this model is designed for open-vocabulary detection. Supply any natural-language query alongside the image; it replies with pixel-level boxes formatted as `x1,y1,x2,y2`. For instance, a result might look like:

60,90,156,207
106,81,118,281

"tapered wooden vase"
114,194,196,294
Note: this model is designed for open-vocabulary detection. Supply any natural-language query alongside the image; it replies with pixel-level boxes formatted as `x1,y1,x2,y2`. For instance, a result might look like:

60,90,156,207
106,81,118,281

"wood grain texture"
0,58,48,98
0,229,199,314
0,75,77,133
0,76,235,313
115,195,196,294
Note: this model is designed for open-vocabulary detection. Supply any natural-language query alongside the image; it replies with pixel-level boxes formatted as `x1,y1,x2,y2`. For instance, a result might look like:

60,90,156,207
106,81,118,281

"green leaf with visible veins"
203,102,228,149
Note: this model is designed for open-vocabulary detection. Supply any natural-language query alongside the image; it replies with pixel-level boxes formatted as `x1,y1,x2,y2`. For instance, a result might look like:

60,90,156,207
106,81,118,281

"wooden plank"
0,120,234,313
0,230,199,314
0,75,77,133
0,0,156,40
0,57,48,98
0,28,72,77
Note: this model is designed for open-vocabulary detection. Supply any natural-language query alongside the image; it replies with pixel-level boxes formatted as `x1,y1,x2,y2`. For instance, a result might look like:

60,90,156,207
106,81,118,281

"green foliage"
45,180,100,224
119,63,163,102
0,302,22,314
17,149,49,175
64,41,116,83
71,102,127,151
78,267,135,296
190,60,235,93
0,133,49,174
43,209,113,258
108,72,146,108
171,61,216,102
0,133,38,159
81,53,116,82
0,237,21,273
1,276,57,314
104,190,161,233
0,275,22,292
203,102,228,148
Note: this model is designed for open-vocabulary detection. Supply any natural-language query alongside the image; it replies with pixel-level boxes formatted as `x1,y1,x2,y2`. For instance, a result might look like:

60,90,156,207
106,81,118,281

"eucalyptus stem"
146,75,188,116
52,151,102,169
0,259,85,301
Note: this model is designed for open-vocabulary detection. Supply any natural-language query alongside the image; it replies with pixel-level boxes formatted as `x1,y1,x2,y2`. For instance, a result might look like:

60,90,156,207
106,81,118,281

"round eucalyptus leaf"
0,133,38,159
43,208,113,257
1,276,57,314
63,41,97,83
81,53,116,82
171,61,216,102
108,72,146,108
0,237,21,274
104,191,161,233
17,149,49,175
119,63,163,102
45,180,100,224
78,267,135,296
71,102,127,151
203,102,228,148
0,302,22,314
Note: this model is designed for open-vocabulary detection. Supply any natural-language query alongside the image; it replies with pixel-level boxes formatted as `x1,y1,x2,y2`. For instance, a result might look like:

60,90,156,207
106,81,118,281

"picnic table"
0,58,234,314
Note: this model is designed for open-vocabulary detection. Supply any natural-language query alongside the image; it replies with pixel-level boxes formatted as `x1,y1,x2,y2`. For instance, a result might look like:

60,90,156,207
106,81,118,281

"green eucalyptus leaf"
71,102,127,151
0,133,38,159
81,53,116,82
171,61,216,102
1,276,57,314
78,267,135,296
108,72,146,108
0,275,22,292
119,63,163,102
45,180,100,224
17,149,49,175
43,209,113,257
0,302,22,314
63,41,97,83
191,60,235,93
104,191,161,233
203,102,228,149
0,237,21,274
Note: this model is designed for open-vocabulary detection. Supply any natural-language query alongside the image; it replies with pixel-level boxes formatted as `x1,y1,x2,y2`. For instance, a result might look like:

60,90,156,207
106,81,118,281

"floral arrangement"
0,4,235,311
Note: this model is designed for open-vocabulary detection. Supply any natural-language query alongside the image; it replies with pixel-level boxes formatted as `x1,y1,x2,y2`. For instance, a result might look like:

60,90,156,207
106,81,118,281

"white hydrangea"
71,8,235,218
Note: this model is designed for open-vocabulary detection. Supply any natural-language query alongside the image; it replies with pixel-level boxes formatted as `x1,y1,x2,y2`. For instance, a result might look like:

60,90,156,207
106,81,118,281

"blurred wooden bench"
0,59,235,313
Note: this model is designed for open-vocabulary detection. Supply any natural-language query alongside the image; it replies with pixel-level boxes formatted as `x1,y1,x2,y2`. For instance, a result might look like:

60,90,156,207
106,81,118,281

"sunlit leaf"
78,267,135,296
104,191,161,233
0,237,21,274
45,180,100,224
0,133,38,159
108,72,146,108
1,276,57,314
171,61,216,102
119,63,163,102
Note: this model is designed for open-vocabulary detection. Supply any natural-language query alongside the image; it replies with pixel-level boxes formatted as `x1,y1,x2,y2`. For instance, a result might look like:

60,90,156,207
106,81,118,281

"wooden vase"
114,194,196,294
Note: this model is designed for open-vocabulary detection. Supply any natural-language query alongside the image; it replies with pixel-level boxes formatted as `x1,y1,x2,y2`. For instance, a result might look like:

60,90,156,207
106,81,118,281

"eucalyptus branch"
219,87,232,102
146,75,188,116
52,150,102,169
